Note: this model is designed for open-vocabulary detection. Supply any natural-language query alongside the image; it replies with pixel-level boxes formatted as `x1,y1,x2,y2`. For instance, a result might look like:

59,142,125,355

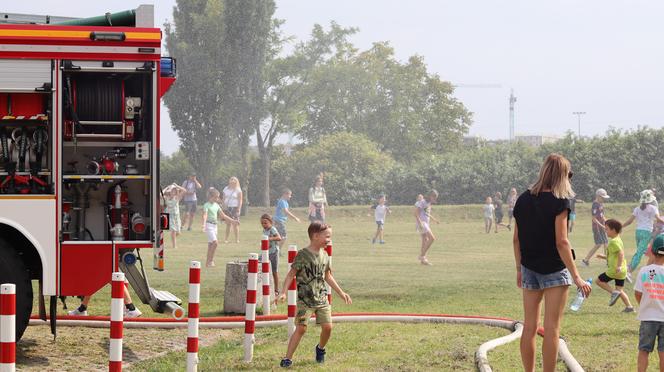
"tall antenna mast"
509,89,517,141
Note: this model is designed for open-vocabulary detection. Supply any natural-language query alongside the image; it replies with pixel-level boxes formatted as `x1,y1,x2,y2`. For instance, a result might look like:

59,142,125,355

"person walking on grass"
493,191,510,232
181,174,202,231
483,196,495,234
507,187,518,229
582,188,611,267
623,189,664,281
513,153,591,372
222,176,243,243
369,194,391,244
308,176,328,223
595,219,634,313
276,222,352,368
260,214,282,296
414,190,439,266
201,188,238,268
634,234,664,372
274,188,302,255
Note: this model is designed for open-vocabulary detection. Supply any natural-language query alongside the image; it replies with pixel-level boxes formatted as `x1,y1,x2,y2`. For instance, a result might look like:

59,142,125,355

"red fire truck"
0,5,180,340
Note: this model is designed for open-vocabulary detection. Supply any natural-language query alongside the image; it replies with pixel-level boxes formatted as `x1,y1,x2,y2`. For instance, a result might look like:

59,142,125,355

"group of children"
567,188,664,371
483,190,514,233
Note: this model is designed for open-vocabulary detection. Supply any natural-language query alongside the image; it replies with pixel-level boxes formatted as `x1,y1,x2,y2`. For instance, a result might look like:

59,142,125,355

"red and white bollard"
325,241,333,304
244,253,259,362
109,272,125,372
0,284,16,372
287,244,298,339
186,261,201,372
260,236,271,315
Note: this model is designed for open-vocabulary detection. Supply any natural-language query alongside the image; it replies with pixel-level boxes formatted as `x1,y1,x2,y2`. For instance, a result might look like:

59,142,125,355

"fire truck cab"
0,5,178,340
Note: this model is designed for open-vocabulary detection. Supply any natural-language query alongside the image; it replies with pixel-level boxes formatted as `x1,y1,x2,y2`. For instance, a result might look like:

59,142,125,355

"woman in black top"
513,153,591,372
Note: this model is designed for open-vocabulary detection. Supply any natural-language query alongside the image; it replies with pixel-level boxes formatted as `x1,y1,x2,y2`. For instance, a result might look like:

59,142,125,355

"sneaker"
623,306,635,313
68,308,88,316
379,240,385,244
280,358,292,368
609,291,621,306
581,259,590,267
626,272,633,284
125,308,143,318
206,261,215,268
315,344,326,363
507,225,512,231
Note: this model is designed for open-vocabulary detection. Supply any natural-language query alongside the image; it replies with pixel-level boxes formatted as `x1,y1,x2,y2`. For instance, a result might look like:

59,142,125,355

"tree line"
161,127,664,206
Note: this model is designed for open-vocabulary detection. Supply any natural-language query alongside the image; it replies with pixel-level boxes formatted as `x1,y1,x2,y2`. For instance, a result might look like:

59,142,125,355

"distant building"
515,134,561,147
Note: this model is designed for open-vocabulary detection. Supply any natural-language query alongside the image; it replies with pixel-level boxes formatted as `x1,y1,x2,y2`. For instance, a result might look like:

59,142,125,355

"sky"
5,1,664,154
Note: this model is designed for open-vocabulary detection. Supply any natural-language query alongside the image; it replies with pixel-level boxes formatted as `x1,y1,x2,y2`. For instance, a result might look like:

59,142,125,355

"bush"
271,132,395,206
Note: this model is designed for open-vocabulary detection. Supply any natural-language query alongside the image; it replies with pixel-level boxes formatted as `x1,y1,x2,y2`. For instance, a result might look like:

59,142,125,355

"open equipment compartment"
0,59,54,195
60,60,154,243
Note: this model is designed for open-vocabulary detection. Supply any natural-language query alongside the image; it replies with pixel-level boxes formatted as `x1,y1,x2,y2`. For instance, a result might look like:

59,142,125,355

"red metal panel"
60,243,113,296
0,93,45,117
158,77,176,99
0,51,159,61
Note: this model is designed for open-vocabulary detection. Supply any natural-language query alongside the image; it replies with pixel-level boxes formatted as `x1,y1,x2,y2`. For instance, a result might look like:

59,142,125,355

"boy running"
276,222,352,368
274,188,301,254
595,219,634,312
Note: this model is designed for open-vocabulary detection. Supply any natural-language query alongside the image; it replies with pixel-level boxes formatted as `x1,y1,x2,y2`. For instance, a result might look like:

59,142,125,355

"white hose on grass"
476,322,523,372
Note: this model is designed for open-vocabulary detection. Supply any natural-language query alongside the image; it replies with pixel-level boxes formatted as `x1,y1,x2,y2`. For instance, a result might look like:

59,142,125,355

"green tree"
220,0,275,208
256,22,357,206
163,0,229,184
299,42,472,163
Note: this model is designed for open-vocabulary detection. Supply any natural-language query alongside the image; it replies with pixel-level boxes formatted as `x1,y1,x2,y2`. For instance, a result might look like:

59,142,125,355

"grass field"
36,203,658,370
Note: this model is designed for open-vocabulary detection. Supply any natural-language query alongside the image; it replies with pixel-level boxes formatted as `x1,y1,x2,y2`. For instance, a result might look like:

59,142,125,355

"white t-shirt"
182,180,198,202
374,204,388,222
483,204,495,218
415,200,431,224
223,186,241,208
633,204,660,232
635,264,664,321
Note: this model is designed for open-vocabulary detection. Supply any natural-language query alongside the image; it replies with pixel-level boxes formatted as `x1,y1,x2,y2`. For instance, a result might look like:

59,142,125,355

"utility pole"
509,89,517,142
572,111,586,137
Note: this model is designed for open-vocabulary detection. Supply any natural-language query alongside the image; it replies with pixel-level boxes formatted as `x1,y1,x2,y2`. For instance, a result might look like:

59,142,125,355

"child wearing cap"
582,188,610,267
595,219,634,312
624,190,664,279
634,234,664,372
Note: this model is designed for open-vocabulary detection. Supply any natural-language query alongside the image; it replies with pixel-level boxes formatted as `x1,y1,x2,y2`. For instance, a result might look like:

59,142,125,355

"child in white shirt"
369,195,391,244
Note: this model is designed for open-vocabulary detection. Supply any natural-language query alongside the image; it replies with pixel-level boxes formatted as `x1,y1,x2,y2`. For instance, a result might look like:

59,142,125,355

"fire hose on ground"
29,312,584,371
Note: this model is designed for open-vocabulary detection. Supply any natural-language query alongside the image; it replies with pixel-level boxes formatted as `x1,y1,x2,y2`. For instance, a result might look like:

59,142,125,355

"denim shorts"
639,321,664,352
521,265,573,290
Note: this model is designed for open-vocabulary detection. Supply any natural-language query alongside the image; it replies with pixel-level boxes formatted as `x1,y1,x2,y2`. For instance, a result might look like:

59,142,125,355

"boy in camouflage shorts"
276,222,352,368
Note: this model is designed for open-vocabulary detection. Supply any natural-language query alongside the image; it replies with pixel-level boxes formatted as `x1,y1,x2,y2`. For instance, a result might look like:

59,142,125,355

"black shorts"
495,211,504,224
598,272,625,287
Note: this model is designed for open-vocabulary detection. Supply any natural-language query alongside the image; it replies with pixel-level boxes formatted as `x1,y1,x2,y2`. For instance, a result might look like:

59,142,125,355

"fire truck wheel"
0,237,33,341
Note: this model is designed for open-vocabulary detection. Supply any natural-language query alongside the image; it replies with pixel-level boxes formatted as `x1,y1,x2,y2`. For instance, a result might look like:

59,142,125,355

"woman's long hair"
530,153,575,199
229,176,241,190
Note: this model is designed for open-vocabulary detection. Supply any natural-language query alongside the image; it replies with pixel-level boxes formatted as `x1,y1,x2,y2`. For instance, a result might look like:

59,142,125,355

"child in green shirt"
276,222,352,368
596,219,635,312
201,188,238,267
